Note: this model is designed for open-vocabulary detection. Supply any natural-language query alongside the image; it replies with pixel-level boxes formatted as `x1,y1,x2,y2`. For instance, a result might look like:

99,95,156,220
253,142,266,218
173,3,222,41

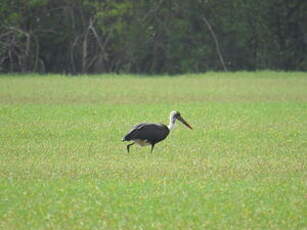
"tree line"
0,0,306,74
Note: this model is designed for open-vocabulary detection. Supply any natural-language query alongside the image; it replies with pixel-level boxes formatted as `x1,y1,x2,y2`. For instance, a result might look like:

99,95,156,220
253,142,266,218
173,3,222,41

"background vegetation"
0,72,306,229
1,0,306,74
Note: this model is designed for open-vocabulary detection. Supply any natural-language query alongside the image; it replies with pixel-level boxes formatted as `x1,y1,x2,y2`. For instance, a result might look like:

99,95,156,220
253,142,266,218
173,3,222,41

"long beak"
178,116,193,129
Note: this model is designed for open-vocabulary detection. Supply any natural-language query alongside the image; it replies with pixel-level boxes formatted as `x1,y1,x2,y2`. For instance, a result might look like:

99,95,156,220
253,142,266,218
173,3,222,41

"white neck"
168,115,176,131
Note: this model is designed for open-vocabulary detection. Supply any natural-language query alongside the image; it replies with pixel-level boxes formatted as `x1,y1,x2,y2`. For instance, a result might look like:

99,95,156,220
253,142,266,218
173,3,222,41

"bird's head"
170,111,193,129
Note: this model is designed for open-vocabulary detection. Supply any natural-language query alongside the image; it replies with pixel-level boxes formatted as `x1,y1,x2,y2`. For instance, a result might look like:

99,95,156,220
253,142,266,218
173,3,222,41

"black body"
122,123,170,153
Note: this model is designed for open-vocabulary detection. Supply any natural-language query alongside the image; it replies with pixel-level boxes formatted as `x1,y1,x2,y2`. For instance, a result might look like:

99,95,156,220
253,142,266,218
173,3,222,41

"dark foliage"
0,0,306,74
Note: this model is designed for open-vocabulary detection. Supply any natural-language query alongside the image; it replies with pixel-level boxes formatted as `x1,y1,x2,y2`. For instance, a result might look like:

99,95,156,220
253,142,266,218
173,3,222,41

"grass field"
0,71,306,229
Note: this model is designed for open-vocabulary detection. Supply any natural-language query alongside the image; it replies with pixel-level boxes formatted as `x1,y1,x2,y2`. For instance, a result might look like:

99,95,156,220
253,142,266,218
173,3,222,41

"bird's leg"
150,144,155,153
127,142,135,153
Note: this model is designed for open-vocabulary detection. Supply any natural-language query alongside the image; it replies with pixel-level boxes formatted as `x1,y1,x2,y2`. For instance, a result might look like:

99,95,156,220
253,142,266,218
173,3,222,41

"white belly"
134,139,151,146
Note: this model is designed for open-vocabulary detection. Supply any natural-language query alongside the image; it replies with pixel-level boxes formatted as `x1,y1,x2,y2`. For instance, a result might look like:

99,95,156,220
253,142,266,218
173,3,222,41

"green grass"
0,71,306,229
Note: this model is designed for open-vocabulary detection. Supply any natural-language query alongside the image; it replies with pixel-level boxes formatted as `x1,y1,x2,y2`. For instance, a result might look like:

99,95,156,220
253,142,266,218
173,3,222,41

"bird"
122,111,192,153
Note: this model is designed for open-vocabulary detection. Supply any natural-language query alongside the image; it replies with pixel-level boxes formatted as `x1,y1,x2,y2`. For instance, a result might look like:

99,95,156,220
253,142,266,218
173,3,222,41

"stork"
122,111,192,153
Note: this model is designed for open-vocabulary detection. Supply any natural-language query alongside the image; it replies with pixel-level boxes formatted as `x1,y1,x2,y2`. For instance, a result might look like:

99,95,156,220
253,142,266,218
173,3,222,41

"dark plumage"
122,123,170,153
122,111,192,153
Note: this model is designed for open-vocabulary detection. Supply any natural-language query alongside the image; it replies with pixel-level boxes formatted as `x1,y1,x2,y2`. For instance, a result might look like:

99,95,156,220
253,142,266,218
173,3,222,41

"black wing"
122,123,169,143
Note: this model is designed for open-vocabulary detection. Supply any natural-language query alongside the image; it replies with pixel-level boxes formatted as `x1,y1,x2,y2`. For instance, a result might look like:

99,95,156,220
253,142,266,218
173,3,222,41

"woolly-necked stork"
122,111,192,153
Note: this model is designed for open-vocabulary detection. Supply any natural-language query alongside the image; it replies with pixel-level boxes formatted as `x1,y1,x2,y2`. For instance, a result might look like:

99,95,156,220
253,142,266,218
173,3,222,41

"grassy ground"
0,72,306,229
